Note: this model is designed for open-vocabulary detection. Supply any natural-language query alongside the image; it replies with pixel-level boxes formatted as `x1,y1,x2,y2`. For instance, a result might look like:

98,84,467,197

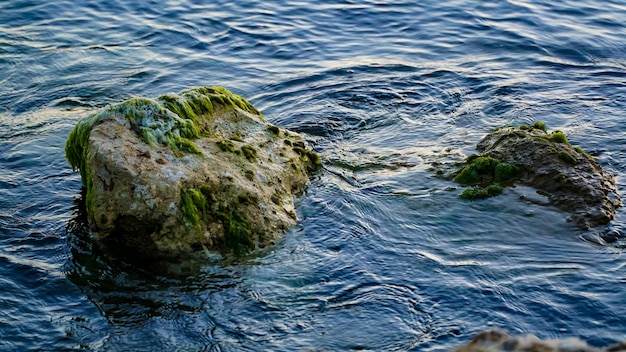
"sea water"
1,0,625,350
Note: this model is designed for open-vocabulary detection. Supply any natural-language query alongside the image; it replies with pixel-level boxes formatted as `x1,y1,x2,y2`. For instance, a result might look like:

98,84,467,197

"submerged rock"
65,86,320,255
455,122,621,227
453,329,626,352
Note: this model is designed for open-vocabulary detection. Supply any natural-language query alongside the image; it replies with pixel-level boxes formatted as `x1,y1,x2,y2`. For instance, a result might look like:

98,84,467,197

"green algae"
558,151,578,165
454,164,480,185
180,185,255,255
217,139,237,153
67,86,260,166
268,125,280,135
526,123,592,161
460,184,503,200
454,156,502,185
553,173,570,184
230,133,244,142
532,121,547,133
293,145,321,170
548,131,568,144
65,110,115,218
158,86,263,121
181,188,207,226
190,86,262,117
157,93,200,125
305,148,321,166
455,155,518,201
223,210,254,256
270,193,283,206
241,145,258,162
66,86,259,165
455,122,597,203
455,122,595,203
520,121,546,133
66,111,108,182
494,162,520,183
573,145,595,161
173,137,202,155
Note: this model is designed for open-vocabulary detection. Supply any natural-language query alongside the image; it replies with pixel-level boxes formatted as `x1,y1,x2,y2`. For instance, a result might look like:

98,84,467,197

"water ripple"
1,0,626,350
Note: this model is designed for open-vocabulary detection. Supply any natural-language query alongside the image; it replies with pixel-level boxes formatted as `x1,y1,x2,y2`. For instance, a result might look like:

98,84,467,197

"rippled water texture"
1,0,626,350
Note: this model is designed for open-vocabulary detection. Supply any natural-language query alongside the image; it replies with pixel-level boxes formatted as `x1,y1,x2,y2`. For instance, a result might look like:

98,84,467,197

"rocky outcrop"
66,86,320,255
455,122,621,227
453,329,626,352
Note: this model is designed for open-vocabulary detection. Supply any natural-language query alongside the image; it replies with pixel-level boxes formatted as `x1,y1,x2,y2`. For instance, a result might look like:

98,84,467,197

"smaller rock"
453,329,626,352
454,122,621,227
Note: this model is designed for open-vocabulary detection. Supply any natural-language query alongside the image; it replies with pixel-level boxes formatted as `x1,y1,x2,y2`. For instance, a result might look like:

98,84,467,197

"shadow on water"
64,195,237,343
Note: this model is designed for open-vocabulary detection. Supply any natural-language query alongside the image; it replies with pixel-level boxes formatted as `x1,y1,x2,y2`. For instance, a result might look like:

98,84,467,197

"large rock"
453,329,626,352
66,86,320,255
455,122,621,227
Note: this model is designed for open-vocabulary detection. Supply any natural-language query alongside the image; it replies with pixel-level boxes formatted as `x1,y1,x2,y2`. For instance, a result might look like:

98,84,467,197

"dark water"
1,0,626,350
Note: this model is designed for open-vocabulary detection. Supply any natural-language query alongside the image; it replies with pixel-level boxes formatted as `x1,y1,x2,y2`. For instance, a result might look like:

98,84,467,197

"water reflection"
65,196,237,325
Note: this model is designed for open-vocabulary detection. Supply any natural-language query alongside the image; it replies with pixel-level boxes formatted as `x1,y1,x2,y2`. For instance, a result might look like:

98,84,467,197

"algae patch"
460,184,503,200
455,156,519,186
181,188,207,226
548,131,568,144
454,155,518,201
531,121,546,133
558,151,578,165
180,186,255,255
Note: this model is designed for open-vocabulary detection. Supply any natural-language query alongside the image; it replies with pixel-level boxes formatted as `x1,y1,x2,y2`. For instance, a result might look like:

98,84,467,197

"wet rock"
453,329,626,352
65,86,320,255
455,123,621,227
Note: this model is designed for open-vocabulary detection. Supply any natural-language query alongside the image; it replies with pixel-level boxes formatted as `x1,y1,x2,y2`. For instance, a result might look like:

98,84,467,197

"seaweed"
180,186,255,255
293,145,321,171
455,156,501,185
558,151,578,165
494,162,519,183
241,145,258,162
223,210,254,256
230,133,244,142
180,188,207,226
217,139,236,153
549,131,569,144
455,156,518,201
460,184,503,200
268,125,280,135
532,121,547,133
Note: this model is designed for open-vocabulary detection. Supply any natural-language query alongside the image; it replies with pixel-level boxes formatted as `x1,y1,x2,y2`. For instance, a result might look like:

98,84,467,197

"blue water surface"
1,0,626,350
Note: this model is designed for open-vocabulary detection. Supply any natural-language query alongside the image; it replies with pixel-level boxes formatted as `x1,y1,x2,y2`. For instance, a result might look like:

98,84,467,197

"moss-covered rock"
455,122,621,226
65,86,319,256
